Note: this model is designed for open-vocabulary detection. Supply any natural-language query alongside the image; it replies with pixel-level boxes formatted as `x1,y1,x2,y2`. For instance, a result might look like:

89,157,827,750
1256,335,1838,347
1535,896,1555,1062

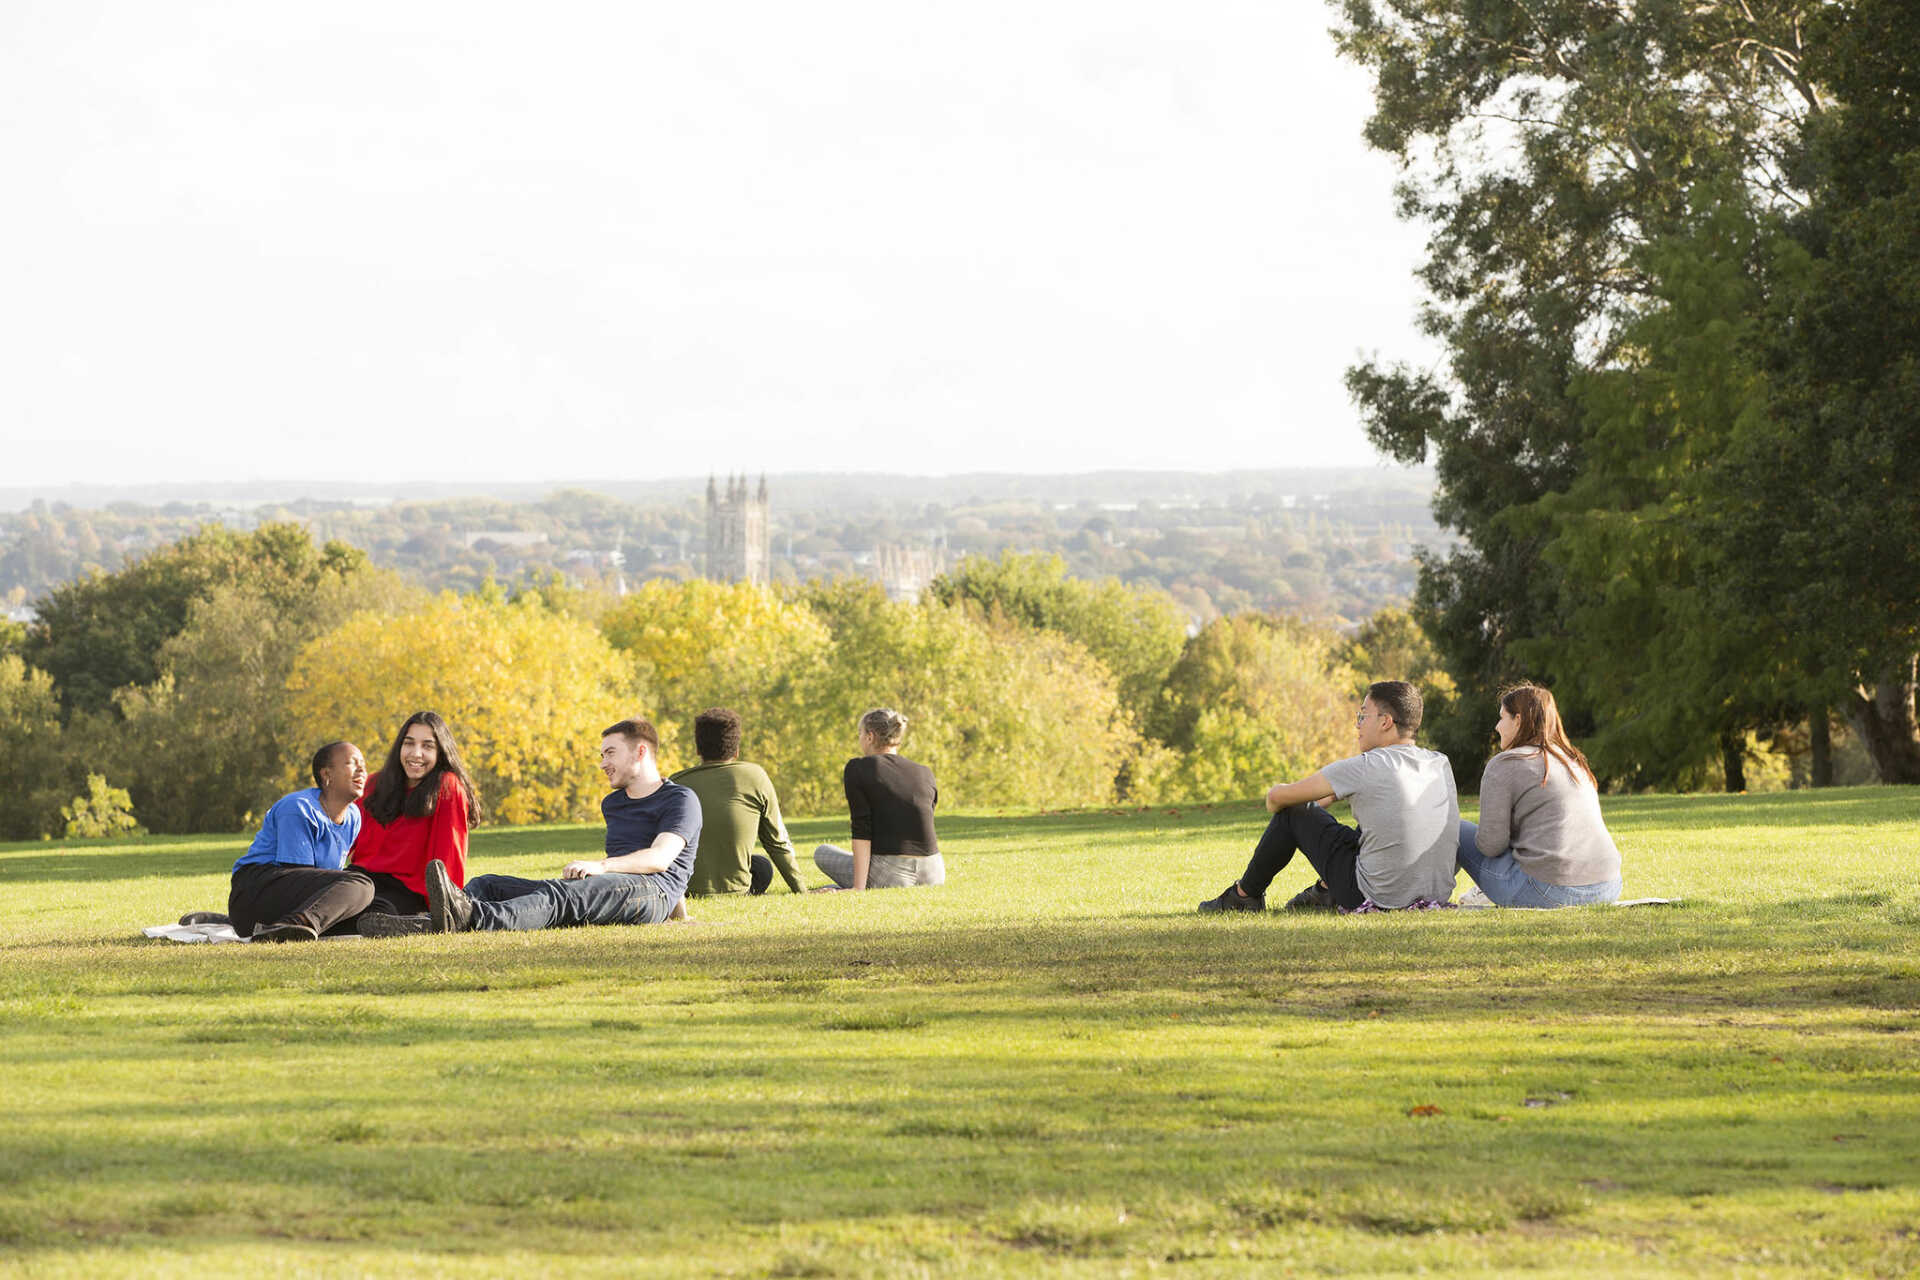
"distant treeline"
0,469,1443,627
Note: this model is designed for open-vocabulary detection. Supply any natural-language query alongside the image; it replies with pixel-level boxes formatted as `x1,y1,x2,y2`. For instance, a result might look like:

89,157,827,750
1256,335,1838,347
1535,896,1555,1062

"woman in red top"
351,711,480,917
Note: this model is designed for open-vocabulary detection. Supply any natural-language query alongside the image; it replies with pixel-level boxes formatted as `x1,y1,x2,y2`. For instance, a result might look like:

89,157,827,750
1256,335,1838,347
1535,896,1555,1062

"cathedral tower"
705,474,770,585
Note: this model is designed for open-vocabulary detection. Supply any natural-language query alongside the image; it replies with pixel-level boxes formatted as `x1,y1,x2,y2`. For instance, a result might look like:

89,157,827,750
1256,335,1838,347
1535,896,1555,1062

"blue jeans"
1455,820,1621,908
463,871,675,931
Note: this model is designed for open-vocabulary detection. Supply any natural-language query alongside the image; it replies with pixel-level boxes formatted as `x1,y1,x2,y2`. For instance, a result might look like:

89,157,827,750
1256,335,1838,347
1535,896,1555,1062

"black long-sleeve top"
843,754,939,856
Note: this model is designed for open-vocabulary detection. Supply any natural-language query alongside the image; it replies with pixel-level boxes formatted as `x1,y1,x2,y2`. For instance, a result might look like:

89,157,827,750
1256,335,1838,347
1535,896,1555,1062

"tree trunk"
1721,731,1747,794
1851,655,1920,785
1809,709,1833,788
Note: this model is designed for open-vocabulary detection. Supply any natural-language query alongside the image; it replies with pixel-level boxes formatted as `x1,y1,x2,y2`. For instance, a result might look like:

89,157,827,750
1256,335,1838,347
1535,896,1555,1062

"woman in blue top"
227,741,376,942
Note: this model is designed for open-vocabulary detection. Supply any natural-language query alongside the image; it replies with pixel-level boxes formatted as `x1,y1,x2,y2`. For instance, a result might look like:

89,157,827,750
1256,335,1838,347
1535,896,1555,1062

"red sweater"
352,772,470,892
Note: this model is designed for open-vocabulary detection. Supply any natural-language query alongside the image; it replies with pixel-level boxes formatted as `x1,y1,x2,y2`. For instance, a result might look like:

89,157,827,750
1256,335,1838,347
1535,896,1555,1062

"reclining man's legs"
461,872,673,931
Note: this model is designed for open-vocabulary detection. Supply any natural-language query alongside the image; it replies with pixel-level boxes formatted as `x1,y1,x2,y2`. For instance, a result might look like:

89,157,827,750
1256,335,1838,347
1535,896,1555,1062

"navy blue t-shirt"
602,780,702,904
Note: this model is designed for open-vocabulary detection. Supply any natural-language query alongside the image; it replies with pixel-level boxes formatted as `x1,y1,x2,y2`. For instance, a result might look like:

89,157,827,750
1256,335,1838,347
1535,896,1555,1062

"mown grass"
1,789,1917,1276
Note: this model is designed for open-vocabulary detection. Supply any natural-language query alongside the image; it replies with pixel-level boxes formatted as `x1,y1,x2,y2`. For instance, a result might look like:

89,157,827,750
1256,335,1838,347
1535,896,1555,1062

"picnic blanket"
143,921,248,943
1347,894,1682,915
141,912,369,943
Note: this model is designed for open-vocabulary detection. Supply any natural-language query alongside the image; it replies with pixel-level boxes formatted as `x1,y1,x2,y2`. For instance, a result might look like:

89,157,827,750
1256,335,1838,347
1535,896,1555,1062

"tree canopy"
1333,0,1919,784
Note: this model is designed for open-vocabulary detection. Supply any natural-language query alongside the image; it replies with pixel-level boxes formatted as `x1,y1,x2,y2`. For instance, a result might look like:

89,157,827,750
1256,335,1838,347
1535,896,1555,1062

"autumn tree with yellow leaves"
286,592,639,824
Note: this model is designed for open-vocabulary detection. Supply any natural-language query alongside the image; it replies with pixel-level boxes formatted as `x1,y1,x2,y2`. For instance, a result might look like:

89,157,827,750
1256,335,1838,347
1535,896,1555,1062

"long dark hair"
365,711,481,825
1499,684,1595,787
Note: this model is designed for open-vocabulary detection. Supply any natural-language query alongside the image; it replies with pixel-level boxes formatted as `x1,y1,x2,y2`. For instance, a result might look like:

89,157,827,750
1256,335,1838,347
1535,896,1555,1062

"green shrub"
60,774,144,839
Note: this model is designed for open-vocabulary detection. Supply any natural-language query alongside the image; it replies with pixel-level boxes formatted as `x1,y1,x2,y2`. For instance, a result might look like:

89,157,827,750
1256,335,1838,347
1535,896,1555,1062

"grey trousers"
813,845,945,890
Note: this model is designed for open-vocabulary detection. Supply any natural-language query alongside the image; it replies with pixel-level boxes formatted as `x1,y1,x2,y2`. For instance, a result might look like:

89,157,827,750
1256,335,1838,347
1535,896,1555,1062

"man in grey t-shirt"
1198,680,1459,913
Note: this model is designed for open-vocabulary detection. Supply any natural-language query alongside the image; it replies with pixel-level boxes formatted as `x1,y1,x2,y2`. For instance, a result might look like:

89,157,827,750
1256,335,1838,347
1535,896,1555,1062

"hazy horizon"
0,461,1434,514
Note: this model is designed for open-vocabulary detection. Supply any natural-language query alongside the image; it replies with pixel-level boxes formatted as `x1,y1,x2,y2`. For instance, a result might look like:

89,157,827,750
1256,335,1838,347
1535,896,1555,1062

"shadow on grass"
1601,786,1919,829
0,845,240,884
9,895,1917,1012
1,999,1912,1259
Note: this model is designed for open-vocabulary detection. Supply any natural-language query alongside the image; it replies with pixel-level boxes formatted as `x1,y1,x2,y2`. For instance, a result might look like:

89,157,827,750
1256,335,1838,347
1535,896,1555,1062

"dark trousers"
1239,804,1367,910
464,871,675,931
228,863,375,937
749,854,773,896
361,870,429,916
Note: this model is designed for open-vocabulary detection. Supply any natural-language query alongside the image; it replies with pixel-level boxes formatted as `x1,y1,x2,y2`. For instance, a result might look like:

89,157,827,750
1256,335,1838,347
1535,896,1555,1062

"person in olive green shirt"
671,708,806,896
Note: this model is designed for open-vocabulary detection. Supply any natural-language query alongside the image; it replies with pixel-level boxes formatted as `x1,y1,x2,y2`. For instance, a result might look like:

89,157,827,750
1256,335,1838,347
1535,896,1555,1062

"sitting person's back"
842,753,939,857
814,708,944,890
1456,684,1622,908
1198,680,1457,913
1477,747,1619,886
673,707,805,896
1323,738,1460,908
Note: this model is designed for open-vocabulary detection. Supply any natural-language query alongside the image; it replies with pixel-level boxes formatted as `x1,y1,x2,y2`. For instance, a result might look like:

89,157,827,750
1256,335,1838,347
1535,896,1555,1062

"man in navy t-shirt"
421,718,701,933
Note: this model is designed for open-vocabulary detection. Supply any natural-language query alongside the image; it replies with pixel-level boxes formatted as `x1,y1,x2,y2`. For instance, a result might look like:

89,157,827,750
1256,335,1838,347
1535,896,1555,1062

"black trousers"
228,863,375,937
361,869,429,915
749,854,773,896
1239,804,1367,910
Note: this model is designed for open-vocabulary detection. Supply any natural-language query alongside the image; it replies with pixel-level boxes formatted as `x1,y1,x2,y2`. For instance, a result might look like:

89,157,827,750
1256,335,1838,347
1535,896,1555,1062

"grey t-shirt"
1320,743,1460,908
1474,748,1621,886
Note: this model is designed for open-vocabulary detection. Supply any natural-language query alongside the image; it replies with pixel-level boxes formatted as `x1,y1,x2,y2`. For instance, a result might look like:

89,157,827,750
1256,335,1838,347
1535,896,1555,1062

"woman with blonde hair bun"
813,708,945,890
1457,684,1622,907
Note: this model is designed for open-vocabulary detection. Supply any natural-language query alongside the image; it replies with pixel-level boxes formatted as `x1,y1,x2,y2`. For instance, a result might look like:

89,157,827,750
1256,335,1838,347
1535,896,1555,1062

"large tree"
1709,0,1920,781
1328,0,1875,786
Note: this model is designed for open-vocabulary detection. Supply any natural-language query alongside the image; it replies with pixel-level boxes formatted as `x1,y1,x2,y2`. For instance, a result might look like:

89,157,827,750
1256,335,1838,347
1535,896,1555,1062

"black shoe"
1198,882,1265,913
179,911,230,926
1283,881,1335,911
425,859,473,933
357,912,431,937
251,921,319,943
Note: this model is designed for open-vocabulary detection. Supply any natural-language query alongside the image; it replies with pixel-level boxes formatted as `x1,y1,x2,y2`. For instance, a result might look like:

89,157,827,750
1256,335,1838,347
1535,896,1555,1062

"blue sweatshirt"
232,788,361,874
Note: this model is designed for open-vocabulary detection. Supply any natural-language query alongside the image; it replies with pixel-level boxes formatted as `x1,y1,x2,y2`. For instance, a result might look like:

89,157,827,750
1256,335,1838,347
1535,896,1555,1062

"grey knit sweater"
1474,748,1622,887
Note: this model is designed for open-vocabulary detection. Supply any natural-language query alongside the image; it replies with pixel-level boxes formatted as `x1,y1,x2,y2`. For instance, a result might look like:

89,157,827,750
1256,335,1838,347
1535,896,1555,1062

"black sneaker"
1283,881,1335,911
251,921,319,943
425,859,474,933
179,911,230,926
1198,882,1265,913
357,912,431,937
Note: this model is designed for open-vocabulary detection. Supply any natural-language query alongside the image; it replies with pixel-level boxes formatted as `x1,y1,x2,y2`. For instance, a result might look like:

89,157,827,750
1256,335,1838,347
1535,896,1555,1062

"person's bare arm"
1265,771,1336,813
562,832,687,878
850,838,872,891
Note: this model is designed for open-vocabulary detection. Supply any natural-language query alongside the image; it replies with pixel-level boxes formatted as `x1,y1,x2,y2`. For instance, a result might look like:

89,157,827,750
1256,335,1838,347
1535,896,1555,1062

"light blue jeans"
1455,820,1621,908
812,845,945,889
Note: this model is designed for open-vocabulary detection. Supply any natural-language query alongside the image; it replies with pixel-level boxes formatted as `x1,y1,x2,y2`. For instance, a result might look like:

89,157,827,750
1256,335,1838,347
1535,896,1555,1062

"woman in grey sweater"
1457,685,1622,907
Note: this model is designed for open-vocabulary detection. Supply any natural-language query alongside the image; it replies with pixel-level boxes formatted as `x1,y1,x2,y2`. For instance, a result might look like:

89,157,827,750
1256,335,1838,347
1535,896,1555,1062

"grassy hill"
2,790,1916,1276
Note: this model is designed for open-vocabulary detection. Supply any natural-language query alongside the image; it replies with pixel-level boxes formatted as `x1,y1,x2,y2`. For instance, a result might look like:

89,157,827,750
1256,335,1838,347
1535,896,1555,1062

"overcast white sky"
0,2,1436,489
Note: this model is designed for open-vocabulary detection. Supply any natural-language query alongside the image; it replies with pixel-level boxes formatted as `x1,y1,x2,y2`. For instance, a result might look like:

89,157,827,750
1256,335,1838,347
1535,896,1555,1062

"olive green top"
670,760,804,895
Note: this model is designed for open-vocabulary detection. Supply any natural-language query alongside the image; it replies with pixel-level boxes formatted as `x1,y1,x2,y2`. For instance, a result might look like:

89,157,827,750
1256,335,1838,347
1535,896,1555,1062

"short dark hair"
1366,681,1423,735
601,718,660,755
310,741,352,788
692,708,743,762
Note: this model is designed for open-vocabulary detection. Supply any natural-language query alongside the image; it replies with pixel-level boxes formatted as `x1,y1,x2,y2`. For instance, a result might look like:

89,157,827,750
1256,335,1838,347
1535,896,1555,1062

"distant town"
0,467,1445,628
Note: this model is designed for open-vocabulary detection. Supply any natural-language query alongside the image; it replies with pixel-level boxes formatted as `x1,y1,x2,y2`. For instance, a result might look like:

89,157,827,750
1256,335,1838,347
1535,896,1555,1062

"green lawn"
2,789,1917,1277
